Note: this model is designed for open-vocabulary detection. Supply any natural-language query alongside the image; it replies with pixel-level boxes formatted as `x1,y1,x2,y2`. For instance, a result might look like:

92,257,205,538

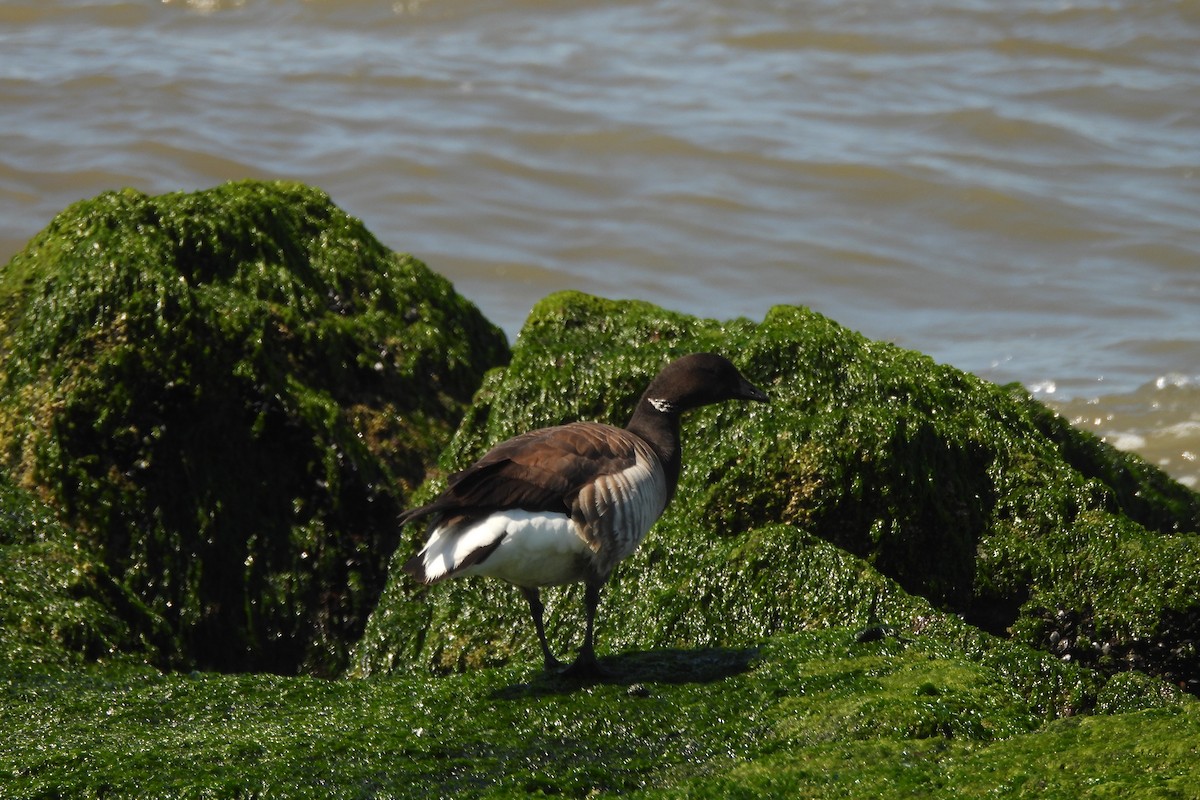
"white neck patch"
648,398,677,414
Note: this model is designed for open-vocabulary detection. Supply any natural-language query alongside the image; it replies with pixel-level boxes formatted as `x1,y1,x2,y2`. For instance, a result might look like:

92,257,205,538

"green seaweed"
0,181,509,675
654,704,1200,799
0,476,171,668
1,629,1195,799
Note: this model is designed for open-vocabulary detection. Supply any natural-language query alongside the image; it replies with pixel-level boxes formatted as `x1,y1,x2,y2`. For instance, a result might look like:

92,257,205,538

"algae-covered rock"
0,474,171,668
355,291,1200,694
0,181,509,674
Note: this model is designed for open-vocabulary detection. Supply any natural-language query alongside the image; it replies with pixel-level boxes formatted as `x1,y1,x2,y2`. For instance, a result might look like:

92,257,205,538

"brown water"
1,0,1197,486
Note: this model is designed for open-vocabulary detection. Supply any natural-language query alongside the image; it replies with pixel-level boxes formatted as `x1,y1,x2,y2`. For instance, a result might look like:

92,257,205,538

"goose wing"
399,422,647,524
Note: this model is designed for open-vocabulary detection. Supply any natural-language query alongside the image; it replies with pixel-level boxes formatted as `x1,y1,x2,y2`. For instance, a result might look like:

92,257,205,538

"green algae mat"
3,632,1197,798
2,182,1199,798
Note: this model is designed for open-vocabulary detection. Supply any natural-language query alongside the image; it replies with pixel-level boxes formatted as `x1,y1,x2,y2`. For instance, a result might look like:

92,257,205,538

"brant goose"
401,353,768,676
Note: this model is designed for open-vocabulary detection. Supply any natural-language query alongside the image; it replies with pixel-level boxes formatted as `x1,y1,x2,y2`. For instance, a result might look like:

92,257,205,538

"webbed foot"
558,653,611,680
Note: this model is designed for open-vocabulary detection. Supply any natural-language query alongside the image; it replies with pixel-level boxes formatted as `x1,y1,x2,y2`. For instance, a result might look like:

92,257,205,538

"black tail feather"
398,504,437,527
402,552,429,583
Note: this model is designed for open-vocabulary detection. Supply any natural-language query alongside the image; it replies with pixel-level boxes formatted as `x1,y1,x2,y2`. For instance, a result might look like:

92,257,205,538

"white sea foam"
1106,432,1147,452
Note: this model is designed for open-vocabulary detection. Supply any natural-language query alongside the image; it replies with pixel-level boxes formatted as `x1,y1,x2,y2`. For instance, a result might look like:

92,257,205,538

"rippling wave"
1,0,1197,484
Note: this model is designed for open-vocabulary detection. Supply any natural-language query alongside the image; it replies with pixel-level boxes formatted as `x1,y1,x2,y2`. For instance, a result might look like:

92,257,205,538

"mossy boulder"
355,291,1200,693
0,474,171,668
0,181,509,675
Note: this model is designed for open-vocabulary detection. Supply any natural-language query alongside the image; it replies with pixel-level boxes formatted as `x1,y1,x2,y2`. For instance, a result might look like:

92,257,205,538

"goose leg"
520,586,562,671
561,580,607,678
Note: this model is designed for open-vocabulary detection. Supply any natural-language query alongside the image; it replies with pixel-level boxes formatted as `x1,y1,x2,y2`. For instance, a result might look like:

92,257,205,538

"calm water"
1,0,1197,486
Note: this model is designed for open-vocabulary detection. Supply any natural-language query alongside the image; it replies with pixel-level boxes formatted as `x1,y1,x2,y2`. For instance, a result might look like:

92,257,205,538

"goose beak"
738,376,769,403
